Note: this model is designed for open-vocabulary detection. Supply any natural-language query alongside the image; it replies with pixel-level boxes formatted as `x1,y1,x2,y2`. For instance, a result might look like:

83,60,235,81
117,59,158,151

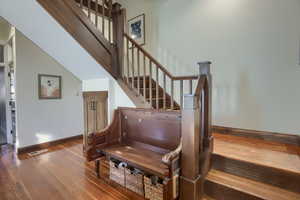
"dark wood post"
198,61,213,177
180,61,212,200
112,3,126,78
180,93,202,200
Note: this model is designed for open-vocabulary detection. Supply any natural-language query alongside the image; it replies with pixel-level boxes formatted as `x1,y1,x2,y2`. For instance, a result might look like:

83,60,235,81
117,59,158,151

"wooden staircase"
35,0,300,199
204,132,300,200
37,0,199,110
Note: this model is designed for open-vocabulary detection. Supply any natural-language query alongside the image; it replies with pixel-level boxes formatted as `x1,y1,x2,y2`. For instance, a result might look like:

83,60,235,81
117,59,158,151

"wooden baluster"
171,79,174,110
88,0,91,19
95,0,99,28
180,80,183,108
189,79,193,94
108,0,112,43
143,54,146,101
126,38,129,84
163,74,166,109
137,49,140,95
122,38,125,80
131,44,135,89
156,66,159,109
80,0,83,8
102,0,105,35
149,61,153,107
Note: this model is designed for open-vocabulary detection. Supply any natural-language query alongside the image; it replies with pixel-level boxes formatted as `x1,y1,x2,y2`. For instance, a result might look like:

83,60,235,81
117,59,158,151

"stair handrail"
123,33,198,109
124,33,198,81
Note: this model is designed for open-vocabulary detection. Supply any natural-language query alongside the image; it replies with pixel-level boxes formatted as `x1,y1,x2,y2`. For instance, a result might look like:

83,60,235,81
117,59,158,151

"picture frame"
128,14,145,46
38,74,62,99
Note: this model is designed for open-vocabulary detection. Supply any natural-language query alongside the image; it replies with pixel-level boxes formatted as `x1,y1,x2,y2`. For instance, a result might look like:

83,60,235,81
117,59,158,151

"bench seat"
102,144,170,178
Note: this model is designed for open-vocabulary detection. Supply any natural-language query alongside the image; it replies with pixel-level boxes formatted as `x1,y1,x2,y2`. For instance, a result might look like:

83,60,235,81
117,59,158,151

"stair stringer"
116,78,152,108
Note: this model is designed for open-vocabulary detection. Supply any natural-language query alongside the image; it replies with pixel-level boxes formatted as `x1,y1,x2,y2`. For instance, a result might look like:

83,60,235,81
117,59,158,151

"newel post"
112,3,126,78
180,61,212,200
198,61,213,177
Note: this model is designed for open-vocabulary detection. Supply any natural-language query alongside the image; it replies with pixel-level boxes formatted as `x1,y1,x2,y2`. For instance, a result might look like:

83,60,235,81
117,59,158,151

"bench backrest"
119,108,181,153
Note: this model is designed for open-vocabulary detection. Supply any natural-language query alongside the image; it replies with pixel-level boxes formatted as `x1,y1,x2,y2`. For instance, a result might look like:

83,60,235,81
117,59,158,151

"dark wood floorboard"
0,139,144,200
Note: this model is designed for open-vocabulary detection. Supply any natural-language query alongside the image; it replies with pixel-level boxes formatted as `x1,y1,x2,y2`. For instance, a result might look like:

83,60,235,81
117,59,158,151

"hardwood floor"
0,138,143,200
1,133,299,200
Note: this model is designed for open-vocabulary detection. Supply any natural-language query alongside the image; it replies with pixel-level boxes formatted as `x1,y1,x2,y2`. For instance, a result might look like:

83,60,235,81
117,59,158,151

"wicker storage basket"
125,168,144,196
144,176,164,200
109,160,125,186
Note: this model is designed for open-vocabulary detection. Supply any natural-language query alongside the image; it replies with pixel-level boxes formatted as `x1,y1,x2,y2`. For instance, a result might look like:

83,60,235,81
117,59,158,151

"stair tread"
213,133,300,175
207,169,300,200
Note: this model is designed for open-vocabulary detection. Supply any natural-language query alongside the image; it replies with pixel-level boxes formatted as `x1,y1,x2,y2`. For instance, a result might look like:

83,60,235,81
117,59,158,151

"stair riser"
211,154,300,194
204,180,263,200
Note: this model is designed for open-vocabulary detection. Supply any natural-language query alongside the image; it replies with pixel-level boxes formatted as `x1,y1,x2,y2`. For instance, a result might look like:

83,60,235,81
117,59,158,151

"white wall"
108,79,135,115
151,0,300,135
15,31,84,148
116,0,300,135
83,78,109,92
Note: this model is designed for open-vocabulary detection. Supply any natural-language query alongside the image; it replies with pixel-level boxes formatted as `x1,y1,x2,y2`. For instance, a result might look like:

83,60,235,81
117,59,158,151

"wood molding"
213,126,300,146
17,135,83,154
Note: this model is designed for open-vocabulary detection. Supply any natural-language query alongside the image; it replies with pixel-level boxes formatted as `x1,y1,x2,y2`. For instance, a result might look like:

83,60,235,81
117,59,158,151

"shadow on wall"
237,71,262,129
155,46,198,77
153,46,202,105
213,70,262,129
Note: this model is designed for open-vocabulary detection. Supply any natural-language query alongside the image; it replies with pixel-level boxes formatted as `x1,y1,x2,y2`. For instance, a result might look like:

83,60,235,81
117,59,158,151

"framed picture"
128,14,145,46
38,74,62,99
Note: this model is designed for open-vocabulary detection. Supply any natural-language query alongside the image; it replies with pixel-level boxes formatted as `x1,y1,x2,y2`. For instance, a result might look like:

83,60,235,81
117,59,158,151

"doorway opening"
0,65,6,145
0,17,17,146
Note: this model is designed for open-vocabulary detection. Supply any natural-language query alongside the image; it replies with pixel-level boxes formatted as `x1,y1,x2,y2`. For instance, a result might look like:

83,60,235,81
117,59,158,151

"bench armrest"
86,109,120,161
162,138,182,165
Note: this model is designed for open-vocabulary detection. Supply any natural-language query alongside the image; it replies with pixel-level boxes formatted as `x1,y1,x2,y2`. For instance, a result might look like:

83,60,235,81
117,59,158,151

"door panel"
83,91,108,151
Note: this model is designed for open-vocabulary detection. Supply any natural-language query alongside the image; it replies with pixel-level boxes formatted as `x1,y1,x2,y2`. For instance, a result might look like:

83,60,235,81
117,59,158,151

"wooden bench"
85,62,213,200
86,108,182,199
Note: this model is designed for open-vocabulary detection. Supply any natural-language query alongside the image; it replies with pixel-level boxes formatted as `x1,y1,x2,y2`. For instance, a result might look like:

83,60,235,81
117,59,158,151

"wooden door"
83,91,108,151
